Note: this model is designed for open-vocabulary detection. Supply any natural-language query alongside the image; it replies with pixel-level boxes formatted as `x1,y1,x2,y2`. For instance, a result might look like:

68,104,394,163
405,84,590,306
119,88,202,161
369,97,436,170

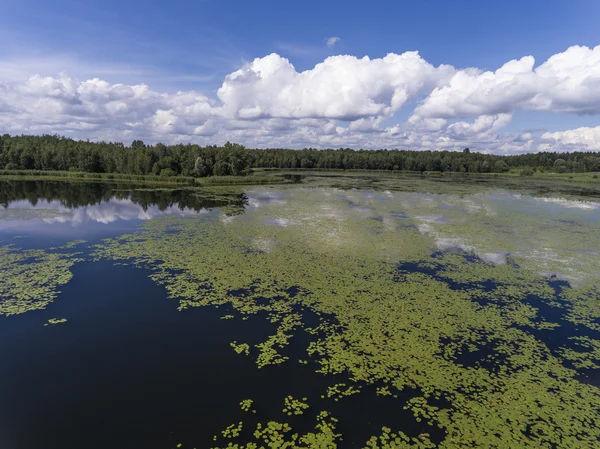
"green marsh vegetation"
91,182,600,448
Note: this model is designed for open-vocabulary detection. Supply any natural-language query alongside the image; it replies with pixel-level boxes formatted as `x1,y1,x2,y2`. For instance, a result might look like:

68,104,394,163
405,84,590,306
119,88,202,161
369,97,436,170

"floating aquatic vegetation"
44,318,67,326
323,383,360,401
0,243,82,316
93,186,600,448
60,240,87,249
364,427,435,449
403,397,439,426
375,386,392,397
221,422,243,438
559,336,600,370
282,395,309,416
230,341,250,356
239,399,255,413
255,313,300,368
211,411,341,449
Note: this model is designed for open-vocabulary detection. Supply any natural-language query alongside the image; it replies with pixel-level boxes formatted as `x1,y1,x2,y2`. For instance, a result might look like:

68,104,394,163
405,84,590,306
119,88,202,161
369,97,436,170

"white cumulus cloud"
216,52,455,121
0,45,599,154
541,126,600,151
413,45,600,120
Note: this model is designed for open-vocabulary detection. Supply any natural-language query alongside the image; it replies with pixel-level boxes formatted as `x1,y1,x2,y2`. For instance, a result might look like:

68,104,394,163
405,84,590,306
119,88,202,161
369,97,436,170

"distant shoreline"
1,168,599,187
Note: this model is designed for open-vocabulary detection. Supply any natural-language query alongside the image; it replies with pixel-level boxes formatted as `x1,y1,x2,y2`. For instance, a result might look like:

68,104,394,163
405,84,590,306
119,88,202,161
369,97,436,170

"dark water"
1,260,320,449
0,180,424,449
0,262,423,449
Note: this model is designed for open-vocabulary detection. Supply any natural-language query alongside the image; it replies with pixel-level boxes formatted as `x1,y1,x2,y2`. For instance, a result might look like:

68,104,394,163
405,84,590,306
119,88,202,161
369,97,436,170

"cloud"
0,72,214,141
447,114,513,138
412,45,600,121
216,52,455,121
0,45,599,154
541,126,600,151
326,36,340,48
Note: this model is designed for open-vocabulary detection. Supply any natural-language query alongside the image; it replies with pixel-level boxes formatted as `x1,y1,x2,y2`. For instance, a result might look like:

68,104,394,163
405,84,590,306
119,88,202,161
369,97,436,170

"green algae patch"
93,186,600,448
239,399,255,413
230,341,251,356
44,318,67,326
0,243,83,316
211,410,341,449
365,427,435,449
222,422,243,438
282,396,309,416
324,384,360,401
560,336,600,370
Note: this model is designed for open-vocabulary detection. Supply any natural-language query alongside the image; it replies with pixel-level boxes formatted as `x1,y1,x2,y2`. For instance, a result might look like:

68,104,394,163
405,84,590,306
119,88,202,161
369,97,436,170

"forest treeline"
1,134,599,177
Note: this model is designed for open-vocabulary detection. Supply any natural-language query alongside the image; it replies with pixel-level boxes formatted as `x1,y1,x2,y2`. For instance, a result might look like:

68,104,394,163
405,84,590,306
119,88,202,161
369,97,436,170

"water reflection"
16,199,209,226
240,186,600,285
0,180,248,233
537,196,600,210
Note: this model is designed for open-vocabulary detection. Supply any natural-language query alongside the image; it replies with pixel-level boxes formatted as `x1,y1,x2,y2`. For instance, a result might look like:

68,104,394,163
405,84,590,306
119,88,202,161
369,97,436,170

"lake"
1,176,600,449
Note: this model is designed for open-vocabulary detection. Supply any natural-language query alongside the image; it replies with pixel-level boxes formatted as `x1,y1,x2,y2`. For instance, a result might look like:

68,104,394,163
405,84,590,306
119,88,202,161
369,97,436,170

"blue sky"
1,0,599,152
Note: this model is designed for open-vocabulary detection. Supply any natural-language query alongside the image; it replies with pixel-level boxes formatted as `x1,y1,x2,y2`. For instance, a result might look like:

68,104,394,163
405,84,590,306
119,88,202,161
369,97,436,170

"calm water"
1,178,600,448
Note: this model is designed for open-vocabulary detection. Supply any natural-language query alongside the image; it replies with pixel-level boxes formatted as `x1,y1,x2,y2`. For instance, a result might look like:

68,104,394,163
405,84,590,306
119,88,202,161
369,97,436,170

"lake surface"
1,176,600,448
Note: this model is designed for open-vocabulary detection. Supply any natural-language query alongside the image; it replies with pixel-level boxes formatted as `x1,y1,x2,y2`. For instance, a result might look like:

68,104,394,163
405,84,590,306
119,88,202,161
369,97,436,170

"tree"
131,140,145,150
553,158,568,173
492,160,509,173
2,133,600,177
159,167,175,177
520,168,534,176
193,157,209,177
213,160,229,176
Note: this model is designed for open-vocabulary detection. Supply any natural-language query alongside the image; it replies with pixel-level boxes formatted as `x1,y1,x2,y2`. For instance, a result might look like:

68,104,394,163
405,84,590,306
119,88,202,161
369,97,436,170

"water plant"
239,399,255,413
44,318,67,326
87,185,600,447
230,341,250,356
282,396,309,416
222,422,243,438
211,410,341,449
0,243,82,316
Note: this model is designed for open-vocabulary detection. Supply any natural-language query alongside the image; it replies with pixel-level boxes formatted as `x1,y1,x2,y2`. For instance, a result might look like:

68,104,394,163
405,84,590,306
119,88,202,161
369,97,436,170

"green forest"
1,134,599,177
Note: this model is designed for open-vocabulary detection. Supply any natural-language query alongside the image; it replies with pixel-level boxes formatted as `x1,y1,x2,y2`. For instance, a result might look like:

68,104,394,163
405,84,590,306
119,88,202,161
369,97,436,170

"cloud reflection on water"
0,198,209,231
